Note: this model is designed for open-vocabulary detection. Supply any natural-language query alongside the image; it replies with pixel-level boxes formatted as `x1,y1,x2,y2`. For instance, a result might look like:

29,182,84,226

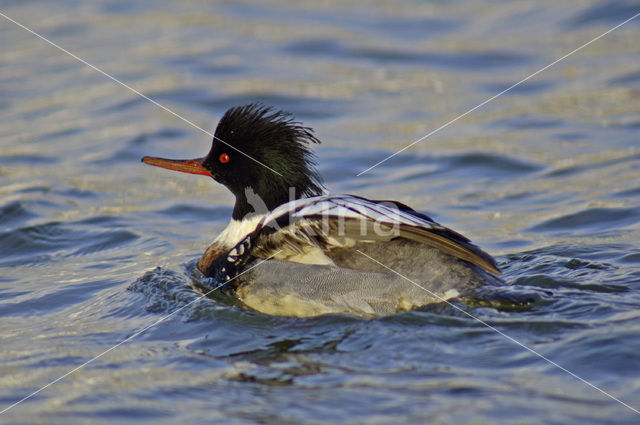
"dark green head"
142,103,325,219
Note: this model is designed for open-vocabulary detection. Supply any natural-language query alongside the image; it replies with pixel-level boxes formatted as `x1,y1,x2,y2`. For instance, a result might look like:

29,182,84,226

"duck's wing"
224,195,500,276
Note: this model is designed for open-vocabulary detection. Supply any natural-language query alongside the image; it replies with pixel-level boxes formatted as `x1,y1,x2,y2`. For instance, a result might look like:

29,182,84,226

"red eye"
219,153,230,164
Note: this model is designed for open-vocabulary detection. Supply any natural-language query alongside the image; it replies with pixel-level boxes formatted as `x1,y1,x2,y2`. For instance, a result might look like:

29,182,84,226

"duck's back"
204,195,503,317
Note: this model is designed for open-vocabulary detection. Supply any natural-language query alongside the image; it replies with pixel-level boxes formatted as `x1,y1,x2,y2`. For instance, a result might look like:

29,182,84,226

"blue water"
1,1,640,424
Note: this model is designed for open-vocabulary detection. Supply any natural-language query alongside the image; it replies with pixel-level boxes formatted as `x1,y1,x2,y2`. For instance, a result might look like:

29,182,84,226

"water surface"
1,1,640,424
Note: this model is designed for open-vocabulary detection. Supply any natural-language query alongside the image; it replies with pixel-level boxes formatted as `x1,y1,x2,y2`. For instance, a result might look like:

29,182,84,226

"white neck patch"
214,214,265,249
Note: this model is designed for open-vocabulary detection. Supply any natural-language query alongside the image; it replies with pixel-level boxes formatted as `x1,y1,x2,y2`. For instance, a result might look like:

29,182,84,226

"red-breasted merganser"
142,103,502,317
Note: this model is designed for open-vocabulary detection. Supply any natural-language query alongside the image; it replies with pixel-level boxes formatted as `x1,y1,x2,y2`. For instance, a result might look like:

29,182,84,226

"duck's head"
142,103,324,220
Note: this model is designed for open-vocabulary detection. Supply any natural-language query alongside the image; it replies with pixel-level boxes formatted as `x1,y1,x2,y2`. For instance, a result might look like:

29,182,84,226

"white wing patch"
245,195,440,267
261,195,441,231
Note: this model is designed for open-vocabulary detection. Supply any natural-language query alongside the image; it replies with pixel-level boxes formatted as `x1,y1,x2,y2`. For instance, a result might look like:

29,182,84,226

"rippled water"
2,1,640,424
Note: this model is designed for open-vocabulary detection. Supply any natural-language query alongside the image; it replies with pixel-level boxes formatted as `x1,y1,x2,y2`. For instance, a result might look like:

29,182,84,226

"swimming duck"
142,103,502,317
